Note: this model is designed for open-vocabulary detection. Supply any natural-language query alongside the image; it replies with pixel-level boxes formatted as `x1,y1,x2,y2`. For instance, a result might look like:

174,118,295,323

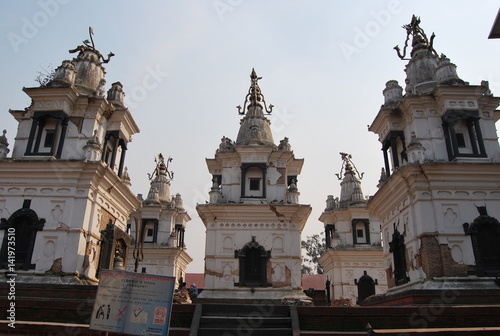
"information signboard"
90,270,175,336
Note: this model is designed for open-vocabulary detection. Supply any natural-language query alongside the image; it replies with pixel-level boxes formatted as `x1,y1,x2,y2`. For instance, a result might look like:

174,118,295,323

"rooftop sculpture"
335,152,364,181
236,68,274,115
68,27,115,64
394,15,437,60
148,153,174,182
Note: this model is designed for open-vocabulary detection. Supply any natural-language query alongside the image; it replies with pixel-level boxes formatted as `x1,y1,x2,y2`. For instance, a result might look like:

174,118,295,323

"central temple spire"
235,69,275,146
237,68,274,115
335,152,365,208
392,15,464,96
145,154,174,205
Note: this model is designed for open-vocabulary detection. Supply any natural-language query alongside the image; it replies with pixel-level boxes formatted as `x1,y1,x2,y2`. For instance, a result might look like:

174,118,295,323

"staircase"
189,303,299,336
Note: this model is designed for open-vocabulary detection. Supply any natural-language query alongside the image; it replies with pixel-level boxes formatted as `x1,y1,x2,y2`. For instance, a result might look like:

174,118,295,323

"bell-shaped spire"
235,69,275,146
107,81,125,107
83,129,102,162
407,131,426,164
335,153,365,208
68,27,115,95
122,166,132,187
144,154,174,205
394,16,464,95
49,60,76,87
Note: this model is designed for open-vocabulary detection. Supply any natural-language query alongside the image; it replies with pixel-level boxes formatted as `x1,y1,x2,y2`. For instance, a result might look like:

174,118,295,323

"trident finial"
394,15,437,60
148,153,174,181
236,68,274,115
335,152,364,180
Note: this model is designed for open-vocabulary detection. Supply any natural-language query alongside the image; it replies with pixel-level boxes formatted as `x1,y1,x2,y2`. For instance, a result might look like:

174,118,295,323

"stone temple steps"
189,303,299,336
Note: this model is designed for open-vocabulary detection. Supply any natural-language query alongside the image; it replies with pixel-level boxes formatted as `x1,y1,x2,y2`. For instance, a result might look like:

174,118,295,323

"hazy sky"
1,1,499,273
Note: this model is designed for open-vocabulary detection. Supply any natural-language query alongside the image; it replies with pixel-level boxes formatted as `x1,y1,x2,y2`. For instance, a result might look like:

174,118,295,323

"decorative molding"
218,222,289,229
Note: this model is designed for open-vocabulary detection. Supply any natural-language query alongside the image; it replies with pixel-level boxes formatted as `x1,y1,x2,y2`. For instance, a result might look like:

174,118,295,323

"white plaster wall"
222,166,240,202
266,167,286,202
10,120,32,159
479,118,500,162
323,257,387,303
204,223,303,290
380,187,500,285
0,169,136,280
61,122,86,160
158,215,173,245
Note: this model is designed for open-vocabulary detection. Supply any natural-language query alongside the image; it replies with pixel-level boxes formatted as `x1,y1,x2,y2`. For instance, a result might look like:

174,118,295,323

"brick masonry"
418,233,472,279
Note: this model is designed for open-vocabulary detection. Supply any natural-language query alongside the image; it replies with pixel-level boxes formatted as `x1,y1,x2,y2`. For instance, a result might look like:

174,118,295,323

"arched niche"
234,236,271,287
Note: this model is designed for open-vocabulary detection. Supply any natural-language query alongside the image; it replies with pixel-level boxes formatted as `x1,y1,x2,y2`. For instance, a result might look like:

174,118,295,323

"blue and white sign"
90,270,175,336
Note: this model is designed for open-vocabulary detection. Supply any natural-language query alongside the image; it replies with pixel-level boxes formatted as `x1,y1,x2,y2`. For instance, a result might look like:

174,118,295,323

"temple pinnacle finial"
335,152,364,180
147,153,174,182
250,68,259,80
236,68,274,115
68,27,115,64
394,15,437,60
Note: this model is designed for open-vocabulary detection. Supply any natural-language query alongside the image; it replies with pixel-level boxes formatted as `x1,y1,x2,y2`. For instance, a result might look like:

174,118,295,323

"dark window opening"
325,224,336,249
244,248,261,282
249,178,261,191
175,224,185,248
24,111,68,159
44,131,55,148
352,219,370,245
355,271,378,304
456,133,466,148
235,237,271,287
104,145,114,166
0,207,45,270
381,131,407,179
101,131,128,177
142,267,147,273
141,219,158,244
241,163,267,198
442,110,486,161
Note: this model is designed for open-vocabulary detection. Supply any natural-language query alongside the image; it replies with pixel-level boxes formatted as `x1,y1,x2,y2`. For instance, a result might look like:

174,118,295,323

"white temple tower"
368,16,500,300
318,153,387,305
196,69,312,302
0,30,140,283
126,154,192,285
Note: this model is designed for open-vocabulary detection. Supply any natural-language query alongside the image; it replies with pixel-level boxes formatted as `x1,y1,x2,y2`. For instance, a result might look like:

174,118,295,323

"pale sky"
1,1,499,273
